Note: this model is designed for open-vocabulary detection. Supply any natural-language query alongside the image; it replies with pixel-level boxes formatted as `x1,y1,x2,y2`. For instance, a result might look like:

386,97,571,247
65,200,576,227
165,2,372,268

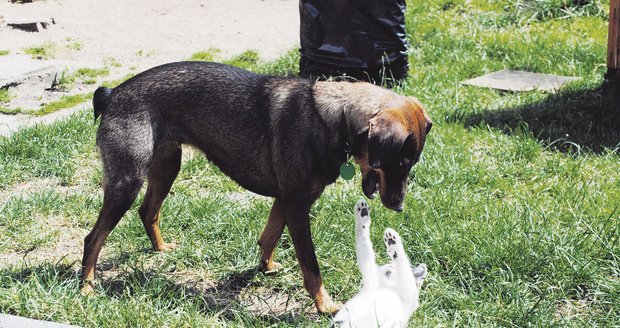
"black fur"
96,62,345,200
93,86,112,122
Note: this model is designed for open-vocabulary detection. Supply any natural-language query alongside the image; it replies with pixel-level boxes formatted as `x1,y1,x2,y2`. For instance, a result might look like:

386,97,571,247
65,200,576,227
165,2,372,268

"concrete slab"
461,69,581,92
0,101,85,137
0,55,60,88
0,314,80,328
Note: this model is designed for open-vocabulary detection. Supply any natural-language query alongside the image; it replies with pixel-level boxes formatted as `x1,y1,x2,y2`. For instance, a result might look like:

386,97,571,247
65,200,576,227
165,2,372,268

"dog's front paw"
354,199,371,233
80,280,97,297
155,242,176,252
384,228,403,261
259,259,283,275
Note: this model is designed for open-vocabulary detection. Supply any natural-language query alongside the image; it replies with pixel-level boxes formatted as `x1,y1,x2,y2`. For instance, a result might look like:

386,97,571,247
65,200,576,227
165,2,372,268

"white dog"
333,199,427,328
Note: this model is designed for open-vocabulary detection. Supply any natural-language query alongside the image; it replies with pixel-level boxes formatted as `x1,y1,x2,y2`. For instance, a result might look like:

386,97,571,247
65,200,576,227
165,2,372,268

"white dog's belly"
333,289,404,328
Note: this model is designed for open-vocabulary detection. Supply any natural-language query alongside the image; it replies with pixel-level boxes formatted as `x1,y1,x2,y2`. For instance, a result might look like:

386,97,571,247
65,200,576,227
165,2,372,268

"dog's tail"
93,87,113,123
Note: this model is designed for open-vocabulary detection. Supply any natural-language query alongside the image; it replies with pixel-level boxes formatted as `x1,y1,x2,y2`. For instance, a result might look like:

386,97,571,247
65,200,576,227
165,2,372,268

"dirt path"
0,0,300,136
0,0,300,68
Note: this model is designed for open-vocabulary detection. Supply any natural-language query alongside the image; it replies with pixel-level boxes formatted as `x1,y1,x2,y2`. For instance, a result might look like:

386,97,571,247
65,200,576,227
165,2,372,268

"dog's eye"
399,159,411,167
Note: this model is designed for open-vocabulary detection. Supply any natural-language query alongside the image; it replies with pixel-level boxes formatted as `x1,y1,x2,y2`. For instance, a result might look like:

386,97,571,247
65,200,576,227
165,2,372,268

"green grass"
23,42,57,60
1,0,618,326
55,68,111,91
188,48,221,62
65,38,83,52
0,88,12,104
103,57,122,68
0,88,20,114
0,107,22,115
222,50,261,71
0,50,9,56
31,93,93,116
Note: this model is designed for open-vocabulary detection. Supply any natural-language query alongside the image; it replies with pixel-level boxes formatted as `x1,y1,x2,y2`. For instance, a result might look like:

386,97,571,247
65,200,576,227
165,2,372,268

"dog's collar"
339,108,355,158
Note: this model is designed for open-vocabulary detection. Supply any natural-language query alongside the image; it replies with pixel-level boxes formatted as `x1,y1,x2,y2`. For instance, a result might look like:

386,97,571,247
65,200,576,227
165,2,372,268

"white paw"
384,228,402,261
354,199,370,231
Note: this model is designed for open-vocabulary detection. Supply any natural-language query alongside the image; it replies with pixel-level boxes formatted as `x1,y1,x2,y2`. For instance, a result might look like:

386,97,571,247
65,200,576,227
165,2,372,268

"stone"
461,69,581,92
6,17,55,32
0,314,81,328
0,55,60,89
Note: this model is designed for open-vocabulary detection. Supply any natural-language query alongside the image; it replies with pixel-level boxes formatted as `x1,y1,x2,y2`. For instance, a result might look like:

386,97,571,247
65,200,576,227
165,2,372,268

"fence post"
607,0,619,80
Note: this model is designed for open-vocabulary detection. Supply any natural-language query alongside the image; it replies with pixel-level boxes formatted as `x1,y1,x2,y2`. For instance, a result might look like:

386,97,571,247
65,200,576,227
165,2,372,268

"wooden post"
607,0,620,80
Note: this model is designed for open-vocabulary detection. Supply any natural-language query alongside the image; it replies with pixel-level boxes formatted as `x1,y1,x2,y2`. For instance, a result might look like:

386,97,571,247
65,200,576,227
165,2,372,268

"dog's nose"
394,204,403,212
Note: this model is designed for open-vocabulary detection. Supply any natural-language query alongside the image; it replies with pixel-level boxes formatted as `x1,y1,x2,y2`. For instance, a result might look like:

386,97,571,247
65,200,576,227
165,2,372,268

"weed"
188,48,222,62
103,57,122,68
66,39,83,51
31,93,92,116
23,42,57,60
222,50,260,71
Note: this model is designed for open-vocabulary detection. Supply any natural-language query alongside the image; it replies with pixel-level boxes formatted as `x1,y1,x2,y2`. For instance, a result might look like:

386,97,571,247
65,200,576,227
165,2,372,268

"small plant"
53,67,111,90
53,69,76,91
223,50,260,71
66,41,83,51
32,93,92,116
23,42,57,60
0,107,22,115
103,57,122,68
0,88,20,115
0,88,11,104
136,49,158,57
75,67,110,84
188,48,221,62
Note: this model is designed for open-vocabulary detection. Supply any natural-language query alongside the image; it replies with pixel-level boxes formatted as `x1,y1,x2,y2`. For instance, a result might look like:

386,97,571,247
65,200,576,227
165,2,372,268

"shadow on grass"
98,265,309,324
0,260,311,324
454,82,620,153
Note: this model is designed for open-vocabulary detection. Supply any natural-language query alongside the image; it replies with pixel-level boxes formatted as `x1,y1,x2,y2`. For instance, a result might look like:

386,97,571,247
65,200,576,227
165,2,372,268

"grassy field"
1,0,619,327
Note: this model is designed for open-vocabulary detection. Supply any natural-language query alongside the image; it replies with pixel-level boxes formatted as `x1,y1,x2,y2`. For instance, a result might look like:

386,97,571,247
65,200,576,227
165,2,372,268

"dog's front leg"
258,199,286,273
283,201,340,314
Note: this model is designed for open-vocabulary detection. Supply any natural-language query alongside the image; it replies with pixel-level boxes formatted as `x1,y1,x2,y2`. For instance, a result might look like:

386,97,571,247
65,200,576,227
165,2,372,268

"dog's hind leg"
81,119,153,295
81,175,144,295
258,199,286,273
138,142,182,252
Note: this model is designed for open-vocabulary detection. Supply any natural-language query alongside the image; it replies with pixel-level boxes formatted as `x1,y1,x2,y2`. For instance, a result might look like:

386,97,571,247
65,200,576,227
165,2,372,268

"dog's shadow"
97,261,315,323
0,259,313,324
451,82,619,153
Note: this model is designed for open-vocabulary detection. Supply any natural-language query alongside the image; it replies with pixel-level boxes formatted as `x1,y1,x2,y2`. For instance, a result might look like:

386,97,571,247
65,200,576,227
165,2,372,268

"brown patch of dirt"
0,214,87,269
554,298,598,321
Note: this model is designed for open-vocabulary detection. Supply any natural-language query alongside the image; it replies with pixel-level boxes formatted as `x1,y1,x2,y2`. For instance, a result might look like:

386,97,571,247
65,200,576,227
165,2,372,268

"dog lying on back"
333,199,427,327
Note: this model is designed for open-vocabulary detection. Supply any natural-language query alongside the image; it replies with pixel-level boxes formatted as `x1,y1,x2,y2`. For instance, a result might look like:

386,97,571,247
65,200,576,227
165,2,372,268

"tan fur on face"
313,81,431,207
371,97,431,150
313,81,431,144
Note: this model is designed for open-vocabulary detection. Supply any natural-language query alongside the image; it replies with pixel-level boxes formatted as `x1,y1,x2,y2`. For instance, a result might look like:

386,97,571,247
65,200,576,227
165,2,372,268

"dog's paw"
259,260,283,275
80,281,97,297
384,228,403,261
354,199,370,232
155,242,176,252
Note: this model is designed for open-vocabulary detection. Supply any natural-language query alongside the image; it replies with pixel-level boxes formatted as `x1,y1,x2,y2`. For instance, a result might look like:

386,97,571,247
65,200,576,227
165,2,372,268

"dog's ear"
408,96,432,136
367,115,409,169
424,111,433,135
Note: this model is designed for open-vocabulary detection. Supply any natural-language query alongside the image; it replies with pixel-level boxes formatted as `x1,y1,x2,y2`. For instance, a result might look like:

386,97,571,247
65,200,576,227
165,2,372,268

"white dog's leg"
384,228,415,296
354,199,378,289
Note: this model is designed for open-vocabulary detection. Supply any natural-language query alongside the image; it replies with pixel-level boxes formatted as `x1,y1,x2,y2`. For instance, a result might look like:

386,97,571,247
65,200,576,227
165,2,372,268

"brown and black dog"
82,61,431,314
